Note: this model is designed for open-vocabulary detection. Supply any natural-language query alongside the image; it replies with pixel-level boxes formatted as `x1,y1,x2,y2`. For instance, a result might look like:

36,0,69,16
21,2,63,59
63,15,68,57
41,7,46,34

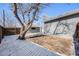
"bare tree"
3,10,5,27
12,3,47,40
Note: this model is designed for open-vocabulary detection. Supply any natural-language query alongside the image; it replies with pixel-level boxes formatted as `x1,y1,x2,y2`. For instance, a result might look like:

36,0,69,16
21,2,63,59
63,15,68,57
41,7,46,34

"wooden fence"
0,25,4,43
3,28,21,36
0,26,21,43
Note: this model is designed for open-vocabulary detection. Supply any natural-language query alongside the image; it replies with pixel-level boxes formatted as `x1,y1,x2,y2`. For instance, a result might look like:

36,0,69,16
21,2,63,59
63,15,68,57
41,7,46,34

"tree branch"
13,3,25,30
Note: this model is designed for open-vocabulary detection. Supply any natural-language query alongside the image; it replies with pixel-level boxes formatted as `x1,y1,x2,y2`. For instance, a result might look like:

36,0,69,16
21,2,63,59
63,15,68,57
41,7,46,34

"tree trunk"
18,23,32,40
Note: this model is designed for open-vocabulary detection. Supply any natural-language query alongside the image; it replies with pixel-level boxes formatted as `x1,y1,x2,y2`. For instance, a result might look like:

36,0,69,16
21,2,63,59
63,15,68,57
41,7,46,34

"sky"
41,3,79,17
0,3,79,26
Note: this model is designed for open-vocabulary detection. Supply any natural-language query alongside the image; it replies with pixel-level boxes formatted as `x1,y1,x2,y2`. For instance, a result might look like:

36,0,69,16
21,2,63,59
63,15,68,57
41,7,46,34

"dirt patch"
29,35,74,56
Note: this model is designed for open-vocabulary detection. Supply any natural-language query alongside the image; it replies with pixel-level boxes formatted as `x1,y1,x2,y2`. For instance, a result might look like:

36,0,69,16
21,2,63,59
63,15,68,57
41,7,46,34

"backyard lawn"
30,35,74,56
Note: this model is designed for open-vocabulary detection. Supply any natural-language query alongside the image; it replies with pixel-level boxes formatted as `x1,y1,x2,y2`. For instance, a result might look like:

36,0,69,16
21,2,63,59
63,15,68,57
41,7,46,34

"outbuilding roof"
44,9,79,23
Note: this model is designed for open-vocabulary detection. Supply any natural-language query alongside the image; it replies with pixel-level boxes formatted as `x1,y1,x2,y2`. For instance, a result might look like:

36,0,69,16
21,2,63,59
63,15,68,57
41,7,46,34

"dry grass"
30,35,74,56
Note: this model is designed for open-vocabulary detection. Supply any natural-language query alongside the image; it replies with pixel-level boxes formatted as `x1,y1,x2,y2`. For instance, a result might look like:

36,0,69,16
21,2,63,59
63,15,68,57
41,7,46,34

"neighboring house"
44,9,79,36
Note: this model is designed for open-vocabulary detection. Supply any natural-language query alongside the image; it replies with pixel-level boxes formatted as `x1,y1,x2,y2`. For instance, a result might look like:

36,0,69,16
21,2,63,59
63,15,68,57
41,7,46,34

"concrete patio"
0,35,59,56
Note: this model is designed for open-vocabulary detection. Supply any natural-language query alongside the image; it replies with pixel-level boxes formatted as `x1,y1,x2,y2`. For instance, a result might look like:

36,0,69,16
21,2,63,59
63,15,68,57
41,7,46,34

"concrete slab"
0,35,59,56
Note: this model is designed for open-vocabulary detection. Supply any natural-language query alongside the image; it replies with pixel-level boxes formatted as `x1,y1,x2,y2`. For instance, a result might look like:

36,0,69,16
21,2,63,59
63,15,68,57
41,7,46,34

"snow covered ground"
0,35,59,56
